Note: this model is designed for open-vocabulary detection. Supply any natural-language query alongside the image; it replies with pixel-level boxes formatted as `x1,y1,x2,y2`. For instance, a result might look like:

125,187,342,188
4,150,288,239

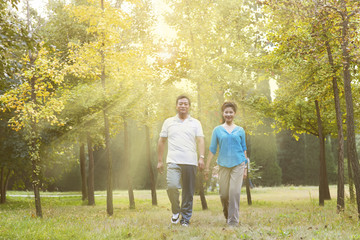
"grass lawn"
1,186,359,239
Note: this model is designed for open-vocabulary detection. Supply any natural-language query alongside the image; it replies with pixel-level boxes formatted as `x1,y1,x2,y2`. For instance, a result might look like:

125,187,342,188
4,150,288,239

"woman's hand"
204,169,210,181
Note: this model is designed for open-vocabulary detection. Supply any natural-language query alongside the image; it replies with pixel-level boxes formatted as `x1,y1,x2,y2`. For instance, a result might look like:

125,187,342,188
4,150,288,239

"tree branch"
323,5,345,19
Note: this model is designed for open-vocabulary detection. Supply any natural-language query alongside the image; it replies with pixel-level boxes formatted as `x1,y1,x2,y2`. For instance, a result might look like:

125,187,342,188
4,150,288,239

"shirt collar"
175,114,192,122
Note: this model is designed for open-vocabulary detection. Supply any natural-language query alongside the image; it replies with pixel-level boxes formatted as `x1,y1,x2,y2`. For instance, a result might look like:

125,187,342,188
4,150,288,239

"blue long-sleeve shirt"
209,125,247,168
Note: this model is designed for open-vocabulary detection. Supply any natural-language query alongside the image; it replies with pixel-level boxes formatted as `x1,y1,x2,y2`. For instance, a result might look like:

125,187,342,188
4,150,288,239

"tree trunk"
245,132,252,205
325,40,345,211
103,84,112,215
185,0,208,209
80,143,87,201
315,100,331,206
1,168,12,203
241,89,252,205
340,2,360,218
30,70,42,217
198,174,208,210
196,86,208,210
124,120,135,209
3,169,11,204
87,135,95,206
145,125,157,206
348,157,355,203
0,167,6,204
31,142,42,218
100,0,113,216
27,0,42,218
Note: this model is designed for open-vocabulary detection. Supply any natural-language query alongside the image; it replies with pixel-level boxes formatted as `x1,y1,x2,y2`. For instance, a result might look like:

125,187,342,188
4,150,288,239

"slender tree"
124,119,135,209
80,143,87,201
87,135,95,205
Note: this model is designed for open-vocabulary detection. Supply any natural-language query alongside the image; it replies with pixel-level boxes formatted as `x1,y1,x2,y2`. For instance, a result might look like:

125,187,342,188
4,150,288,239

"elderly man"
157,95,205,227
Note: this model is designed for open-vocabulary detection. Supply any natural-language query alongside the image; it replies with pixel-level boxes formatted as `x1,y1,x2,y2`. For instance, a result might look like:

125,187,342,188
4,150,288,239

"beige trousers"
218,162,245,225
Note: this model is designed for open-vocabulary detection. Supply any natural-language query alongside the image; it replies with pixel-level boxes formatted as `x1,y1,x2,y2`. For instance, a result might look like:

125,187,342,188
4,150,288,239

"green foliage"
0,1,32,91
2,0,360,200
0,46,66,132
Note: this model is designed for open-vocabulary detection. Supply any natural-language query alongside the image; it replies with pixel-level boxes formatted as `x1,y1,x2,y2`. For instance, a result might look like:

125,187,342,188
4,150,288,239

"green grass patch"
1,186,359,239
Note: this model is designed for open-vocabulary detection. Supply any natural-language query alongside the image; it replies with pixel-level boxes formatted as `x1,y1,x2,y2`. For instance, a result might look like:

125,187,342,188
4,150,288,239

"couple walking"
157,95,248,227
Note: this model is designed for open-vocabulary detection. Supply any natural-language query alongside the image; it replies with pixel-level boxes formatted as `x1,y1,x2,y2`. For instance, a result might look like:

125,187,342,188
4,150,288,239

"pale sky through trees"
24,0,277,98
26,0,177,41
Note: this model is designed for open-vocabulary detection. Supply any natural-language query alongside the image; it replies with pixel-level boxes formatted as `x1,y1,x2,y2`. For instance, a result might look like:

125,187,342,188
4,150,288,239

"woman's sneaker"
171,213,180,224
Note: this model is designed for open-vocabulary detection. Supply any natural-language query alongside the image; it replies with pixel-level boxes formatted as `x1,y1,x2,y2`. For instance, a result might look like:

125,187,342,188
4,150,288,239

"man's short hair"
176,95,191,106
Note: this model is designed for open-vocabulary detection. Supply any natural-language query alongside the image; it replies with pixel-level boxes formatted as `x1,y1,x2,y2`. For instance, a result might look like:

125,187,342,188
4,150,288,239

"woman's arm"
204,151,215,181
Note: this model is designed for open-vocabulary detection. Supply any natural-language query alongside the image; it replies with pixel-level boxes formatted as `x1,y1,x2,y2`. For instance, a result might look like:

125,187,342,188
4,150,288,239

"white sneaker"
171,213,180,224
181,222,189,227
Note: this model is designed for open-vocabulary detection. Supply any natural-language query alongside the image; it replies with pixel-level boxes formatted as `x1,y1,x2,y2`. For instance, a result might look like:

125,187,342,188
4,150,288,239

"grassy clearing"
1,186,359,239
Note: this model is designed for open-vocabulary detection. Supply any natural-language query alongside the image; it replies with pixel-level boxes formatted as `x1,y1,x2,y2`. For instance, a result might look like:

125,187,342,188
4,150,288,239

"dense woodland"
1,0,360,217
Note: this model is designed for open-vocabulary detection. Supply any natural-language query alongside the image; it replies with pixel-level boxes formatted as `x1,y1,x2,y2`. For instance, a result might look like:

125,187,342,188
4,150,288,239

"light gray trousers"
218,162,245,225
166,163,197,224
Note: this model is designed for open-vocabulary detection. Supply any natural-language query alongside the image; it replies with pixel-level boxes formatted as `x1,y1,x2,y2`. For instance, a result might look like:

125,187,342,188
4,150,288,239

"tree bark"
315,100,331,206
27,0,42,218
124,120,135,209
100,0,113,216
1,168,12,204
87,135,95,206
3,169,11,204
348,157,355,203
325,40,345,211
340,1,360,218
245,132,252,205
196,84,208,210
198,173,208,210
1,167,5,204
145,125,157,206
80,143,87,201
184,0,208,209
31,143,42,218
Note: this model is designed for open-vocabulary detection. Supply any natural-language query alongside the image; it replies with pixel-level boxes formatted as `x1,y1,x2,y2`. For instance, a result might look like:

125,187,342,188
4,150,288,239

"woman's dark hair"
176,95,191,106
221,102,237,113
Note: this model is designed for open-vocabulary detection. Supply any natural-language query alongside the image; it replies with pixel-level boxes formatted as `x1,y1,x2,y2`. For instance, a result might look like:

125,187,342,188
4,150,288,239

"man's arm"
157,137,167,174
197,136,205,170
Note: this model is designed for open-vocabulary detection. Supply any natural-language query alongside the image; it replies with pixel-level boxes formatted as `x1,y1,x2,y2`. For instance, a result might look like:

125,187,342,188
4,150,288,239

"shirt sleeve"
241,128,247,152
159,119,169,137
209,127,218,154
196,120,204,137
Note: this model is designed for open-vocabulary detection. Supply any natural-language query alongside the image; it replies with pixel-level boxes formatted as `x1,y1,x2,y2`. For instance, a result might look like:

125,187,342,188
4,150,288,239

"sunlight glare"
157,51,172,60
151,0,177,42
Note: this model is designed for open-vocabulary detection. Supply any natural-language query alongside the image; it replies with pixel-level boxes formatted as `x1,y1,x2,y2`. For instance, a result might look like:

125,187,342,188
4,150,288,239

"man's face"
176,98,190,115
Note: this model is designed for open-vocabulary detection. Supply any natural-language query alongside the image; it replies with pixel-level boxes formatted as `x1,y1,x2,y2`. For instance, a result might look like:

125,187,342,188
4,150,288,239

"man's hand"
157,137,166,174
157,161,164,174
198,158,205,171
243,168,247,179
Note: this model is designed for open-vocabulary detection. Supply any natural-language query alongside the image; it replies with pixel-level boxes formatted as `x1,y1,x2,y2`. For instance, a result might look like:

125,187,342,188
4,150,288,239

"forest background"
1,0,360,218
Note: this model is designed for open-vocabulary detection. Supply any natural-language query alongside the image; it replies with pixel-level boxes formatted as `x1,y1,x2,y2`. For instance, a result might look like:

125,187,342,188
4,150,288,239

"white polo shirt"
160,115,204,166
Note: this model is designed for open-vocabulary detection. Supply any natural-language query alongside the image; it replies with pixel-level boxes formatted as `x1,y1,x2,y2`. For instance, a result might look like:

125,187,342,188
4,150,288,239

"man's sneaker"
171,213,180,224
181,222,189,227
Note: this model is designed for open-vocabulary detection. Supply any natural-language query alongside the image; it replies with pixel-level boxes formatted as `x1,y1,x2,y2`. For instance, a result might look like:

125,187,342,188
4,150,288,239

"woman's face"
223,107,235,124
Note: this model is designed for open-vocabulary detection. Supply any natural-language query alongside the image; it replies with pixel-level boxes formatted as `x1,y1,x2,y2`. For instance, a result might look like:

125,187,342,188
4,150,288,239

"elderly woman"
204,102,248,226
